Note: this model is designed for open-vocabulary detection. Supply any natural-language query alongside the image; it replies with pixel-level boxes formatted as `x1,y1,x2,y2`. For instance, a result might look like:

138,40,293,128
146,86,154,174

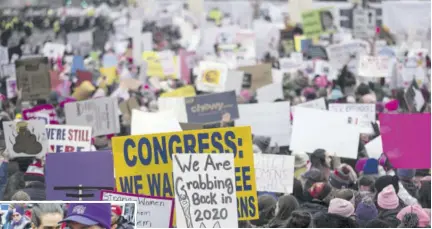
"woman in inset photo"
320,11,336,32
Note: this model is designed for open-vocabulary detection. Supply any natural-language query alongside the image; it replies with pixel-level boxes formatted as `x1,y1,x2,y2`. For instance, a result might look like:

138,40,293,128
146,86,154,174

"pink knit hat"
397,205,431,227
385,99,399,111
378,185,399,210
328,198,355,217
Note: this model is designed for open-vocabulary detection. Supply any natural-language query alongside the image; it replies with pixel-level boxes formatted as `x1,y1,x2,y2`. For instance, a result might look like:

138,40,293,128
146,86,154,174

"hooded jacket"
299,200,329,216
268,195,299,228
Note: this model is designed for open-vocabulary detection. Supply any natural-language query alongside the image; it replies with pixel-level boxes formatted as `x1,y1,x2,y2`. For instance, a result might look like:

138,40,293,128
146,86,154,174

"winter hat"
294,153,308,169
335,189,355,205
397,169,416,180
397,205,430,227
385,99,399,111
314,76,329,88
308,182,332,200
363,158,379,175
59,203,111,229
361,93,377,103
13,205,24,215
329,166,352,189
377,185,399,210
329,88,344,100
356,83,371,96
111,205,122,216
356,197,378,224
375,175,399,194
328,198,355,217
24,159,44,183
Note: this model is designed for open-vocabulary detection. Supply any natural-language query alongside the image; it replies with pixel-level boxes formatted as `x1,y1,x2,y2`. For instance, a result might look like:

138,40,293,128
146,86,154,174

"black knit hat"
375,175,399,194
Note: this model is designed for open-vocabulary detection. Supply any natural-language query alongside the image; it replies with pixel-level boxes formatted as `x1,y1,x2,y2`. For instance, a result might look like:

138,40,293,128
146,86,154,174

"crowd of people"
0,0,428,228
0,203,133,229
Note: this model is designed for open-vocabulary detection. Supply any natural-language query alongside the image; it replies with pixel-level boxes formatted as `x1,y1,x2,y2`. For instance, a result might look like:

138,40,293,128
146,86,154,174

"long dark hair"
3,171,25,201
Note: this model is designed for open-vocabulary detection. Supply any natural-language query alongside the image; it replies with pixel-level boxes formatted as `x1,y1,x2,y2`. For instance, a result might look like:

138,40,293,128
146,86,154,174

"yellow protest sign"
112,126,258,221
72,81,95,100
160,85,196,98
99,67,118,86
142,51,179,79
301,8,335,39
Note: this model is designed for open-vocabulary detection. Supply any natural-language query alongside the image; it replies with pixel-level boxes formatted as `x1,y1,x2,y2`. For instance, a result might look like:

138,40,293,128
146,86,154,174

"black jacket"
21,181,46,200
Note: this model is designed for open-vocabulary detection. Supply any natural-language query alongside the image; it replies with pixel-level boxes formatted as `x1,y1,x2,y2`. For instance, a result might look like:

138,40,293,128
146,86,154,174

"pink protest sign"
179,49,197,84
379,113,431,169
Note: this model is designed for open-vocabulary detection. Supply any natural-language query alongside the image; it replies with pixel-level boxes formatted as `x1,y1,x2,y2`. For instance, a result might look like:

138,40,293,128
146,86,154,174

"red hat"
111,205,122,216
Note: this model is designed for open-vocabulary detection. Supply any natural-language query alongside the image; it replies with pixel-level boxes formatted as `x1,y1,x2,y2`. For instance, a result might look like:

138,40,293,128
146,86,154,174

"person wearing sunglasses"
58,203,111,229
30,204,63,229
11,205,31,229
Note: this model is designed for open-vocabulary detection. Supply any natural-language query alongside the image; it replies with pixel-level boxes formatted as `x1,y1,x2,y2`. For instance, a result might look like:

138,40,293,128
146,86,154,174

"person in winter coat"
3,172,25,201
418,180,431,209
3,208,13,229
397,169,419,199
285,211,312,228
110,205,133,229
249,194,277,227
10,206,31,229
58,203,111,229
312,211,358,228
376,185,403,227
19,160,46,200
300,182,332,216
396,205,431,228
31,203,64,229
301,149,331,191
268,195,299,228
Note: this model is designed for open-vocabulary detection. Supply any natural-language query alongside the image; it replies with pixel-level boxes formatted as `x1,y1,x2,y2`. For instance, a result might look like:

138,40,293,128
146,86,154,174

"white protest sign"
101,191,174,228
1,64,16,79
64,97,120,137
328,103,375,134
357,55,391,78
364,136,383,159
196,61,228,93
0,46,8,65
236,102,291,146
6,78,17,99
292,97,327,114
43,43,66,59
326,40,370,71
46,125,92,153
254,154,294,193
173,154,238,228
15,57,51,101
290,107,360,159
158,51,177,76
131,109,182,135
353,8,376,39
256,83,284,103
279,58,302,72
3,120,48,159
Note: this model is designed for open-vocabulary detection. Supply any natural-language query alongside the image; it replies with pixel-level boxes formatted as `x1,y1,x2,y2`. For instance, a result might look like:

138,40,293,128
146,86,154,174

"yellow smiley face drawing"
202,70,221,84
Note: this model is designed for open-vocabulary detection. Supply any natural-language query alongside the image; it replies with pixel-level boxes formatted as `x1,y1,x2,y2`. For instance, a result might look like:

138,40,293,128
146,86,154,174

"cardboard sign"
328,103,376,134
326,40,369,71
15,57,51,101
236,102,291,146
173,154,238,228
353,8,376,39
6,78,17,98
301,8,335,38
196,61,228,93
254,154,295,193
185,91,239,123
238,63,272,91
111,126,258,221
2,120,48,159
290,107,360,159
131,109,182,135
357,55,391,78
101,190,174,228
45,151,115,200
379,114,430,169
46,125,92,153
64,97,120,137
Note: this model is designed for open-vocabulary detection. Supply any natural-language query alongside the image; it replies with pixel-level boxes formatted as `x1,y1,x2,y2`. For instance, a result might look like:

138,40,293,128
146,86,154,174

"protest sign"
357,55,391,78
326,40,369,71
6,78,17,99
101,190,174,228
76,70,93,87
290,107,360,159
179,123,205,131
279,58,303,72
179,50,196,84
236,102,291,146
379,114,430,169
225,70,244,95
131,109,182,135
301,8,335,38
256,83,284,103
254,154,295,193
352,8,377,39
196,61,228,93
42,43,65,59
279,30,295,56
2,120,48,159
15,57,51,101
238,63,272,91
365,136,383,159
64,97,120,137
111,126,258,220
404,81,425,113
293,97,327,113
287,0,313,24
173,153,238,228
46,125,92,153
160,85,196,98
328,103,375,134
23,104,59,124
185,91,239,123
71,56,85,75
142,51,178,79
45,151,115,200
0,46,8,65
1,64,16,79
